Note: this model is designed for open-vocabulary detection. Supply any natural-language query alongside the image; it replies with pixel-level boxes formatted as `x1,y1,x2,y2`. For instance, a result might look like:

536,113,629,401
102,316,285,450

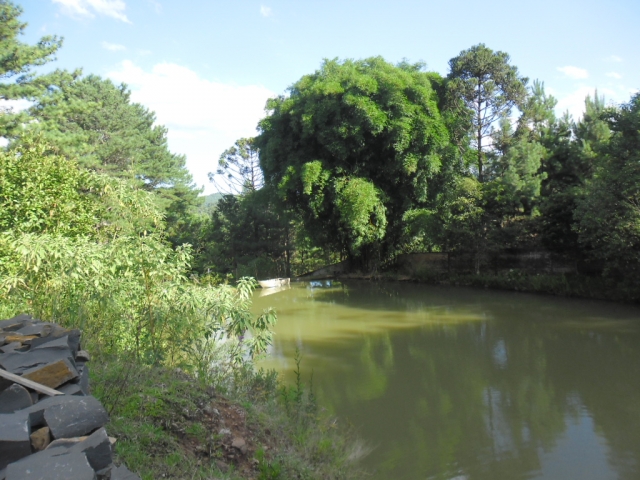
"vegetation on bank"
0,0,638,473
404,270,640,303
0,3,362,477
91,356,364,480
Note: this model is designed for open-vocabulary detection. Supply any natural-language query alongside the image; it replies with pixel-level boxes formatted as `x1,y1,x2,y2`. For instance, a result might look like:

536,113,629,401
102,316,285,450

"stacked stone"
0,314,139,480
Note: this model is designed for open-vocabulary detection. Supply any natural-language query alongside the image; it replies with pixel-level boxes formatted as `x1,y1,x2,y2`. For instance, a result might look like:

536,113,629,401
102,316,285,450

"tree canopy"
256,57,449,263
447,43,528,182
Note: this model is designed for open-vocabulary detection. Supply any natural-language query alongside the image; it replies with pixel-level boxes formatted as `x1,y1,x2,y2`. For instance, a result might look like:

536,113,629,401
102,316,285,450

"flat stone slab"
31,335,70,351
0,384,33,413
0,414,31,470
57,383,85,396
15,323,55,337
68,428,112,472
0,348,74,375
110,464,142,480
0,315,33,331
44,396,109,439
5,450,96,480
22,358,78,389
0,343,27,354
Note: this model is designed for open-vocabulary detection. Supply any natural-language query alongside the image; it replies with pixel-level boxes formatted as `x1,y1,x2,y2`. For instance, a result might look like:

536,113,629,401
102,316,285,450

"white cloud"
605,72,622,79
555,86,618,120
102,41,126,51
52,0,131,23
607,55,623,62
557,66,589,80
107,61,275,194
260,5,272,17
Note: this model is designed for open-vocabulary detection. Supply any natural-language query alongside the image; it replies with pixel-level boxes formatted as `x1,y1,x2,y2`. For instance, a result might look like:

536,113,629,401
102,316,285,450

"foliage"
90,359,364,480
0,0,63,136
257,57,449,264
199,189,291,279
575,93,640,280
0,136,276,368
9,73,203,246
446,43,529,182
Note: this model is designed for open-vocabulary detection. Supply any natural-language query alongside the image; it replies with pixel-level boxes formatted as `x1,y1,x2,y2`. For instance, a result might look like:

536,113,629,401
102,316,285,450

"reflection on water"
253,281,640,480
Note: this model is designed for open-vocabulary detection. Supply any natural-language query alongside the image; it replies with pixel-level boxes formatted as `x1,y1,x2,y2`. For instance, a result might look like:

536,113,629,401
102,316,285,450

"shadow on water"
254,281,640,480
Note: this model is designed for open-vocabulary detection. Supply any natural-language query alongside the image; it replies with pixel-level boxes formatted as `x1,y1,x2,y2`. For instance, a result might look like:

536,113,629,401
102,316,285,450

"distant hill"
197,192,225,214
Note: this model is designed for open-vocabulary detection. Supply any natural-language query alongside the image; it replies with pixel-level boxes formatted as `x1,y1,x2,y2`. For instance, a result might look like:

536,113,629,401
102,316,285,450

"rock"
46,436,88,449
31,335,70,351
0,377,13,395
0,414,31,470
15,323,54,337
57,383,85,396
75,350,91,362
3,334,37,344
0,343,27,354
203,403,219,416
5,450,96,480
22,358,79,389
0,315,33,331
75,363,90,395
215,460,229,473
0,384,33,413
110,464,141,480
21,395,78,427
0,348,74,375
231,436,247,455
69,428,112,472
30,427,51,451
44,396,109,439
218,428,231,436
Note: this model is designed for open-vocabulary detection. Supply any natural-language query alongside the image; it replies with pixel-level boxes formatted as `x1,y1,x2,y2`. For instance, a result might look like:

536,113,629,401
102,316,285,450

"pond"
252,280,640,480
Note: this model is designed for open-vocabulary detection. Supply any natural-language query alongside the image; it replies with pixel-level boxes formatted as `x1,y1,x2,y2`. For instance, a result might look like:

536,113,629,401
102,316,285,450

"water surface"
253,281,640,480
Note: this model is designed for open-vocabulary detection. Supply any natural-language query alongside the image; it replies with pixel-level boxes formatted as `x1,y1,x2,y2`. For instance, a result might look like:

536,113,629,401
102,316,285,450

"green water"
252,280,640,480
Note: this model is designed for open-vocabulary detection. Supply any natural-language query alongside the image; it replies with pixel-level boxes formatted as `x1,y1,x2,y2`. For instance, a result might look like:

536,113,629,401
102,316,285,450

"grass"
90,352,366,480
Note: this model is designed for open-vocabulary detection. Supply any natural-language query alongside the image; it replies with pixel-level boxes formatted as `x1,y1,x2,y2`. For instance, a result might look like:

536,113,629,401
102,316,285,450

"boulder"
44,396,109,439
0,384,33,413
0,414,31,470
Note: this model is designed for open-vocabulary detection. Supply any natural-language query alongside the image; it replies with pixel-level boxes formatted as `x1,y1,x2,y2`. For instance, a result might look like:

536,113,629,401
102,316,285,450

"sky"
17,0,640,195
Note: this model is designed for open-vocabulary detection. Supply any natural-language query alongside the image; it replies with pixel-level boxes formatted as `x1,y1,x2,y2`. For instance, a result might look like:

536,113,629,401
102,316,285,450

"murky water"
253,280,640,480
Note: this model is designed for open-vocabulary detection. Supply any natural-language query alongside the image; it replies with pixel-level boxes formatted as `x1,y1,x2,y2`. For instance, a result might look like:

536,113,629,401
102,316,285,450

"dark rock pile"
0,314,139,479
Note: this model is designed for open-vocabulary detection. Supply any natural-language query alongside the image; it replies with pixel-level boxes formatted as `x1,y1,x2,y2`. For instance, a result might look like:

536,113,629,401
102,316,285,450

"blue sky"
18,0,640,194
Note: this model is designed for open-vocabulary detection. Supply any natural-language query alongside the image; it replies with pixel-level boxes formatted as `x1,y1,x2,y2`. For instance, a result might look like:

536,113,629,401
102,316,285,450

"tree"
256,57,449,266
200,188,289,278
0,0,63,136
20,74,202,244
209,137,263,194
0,134,164,239
574,93,640,279
538,93,609,255
447,44,528,182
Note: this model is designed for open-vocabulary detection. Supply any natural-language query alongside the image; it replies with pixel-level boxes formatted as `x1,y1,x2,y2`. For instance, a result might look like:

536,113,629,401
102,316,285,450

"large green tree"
447,44,529,182
256,57,449,266
574,93,640,279
0,0,63,136
20,74,202,244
